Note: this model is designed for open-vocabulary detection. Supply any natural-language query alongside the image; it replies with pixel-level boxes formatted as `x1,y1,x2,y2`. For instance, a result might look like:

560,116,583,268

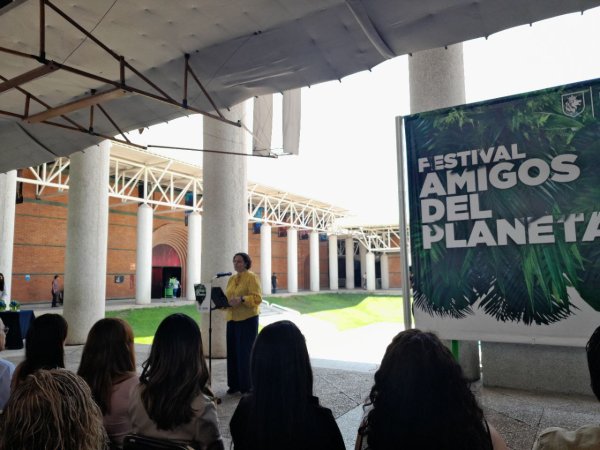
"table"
0,310,35,349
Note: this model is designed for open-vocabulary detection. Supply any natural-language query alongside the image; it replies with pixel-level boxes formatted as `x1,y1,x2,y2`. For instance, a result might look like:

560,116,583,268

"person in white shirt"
0,318,16,410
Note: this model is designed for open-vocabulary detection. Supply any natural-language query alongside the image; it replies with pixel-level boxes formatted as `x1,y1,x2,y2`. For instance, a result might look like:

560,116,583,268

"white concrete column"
359,243,367,288
186,212,202,301
135,204,153,305
260,223,272,293
380,253,390,290
328,235,338,291
409,44,466,113
63,142,110,344
366,251,376,291
409,44,476,378
201,101,250,357
345,237,354,289
0,170,17,299
287,228,298,293
309,231,319,292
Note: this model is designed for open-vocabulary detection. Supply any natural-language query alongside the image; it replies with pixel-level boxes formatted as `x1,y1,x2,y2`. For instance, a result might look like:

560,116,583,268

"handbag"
122,434,195,450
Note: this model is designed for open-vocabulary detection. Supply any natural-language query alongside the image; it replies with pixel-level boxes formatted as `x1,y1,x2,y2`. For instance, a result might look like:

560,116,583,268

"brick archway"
152,223,188,296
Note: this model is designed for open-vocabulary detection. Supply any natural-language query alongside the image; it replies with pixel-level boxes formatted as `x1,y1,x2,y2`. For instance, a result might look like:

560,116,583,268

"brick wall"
10,176,401,303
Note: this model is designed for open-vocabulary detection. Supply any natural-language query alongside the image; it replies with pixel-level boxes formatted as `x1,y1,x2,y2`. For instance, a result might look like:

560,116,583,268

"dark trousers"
51,291,59,307
226,315,258,392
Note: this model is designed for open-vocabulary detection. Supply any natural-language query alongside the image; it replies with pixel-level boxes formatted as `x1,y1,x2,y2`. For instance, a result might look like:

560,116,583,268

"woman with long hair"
230,320,345,450
12,313,68,388
78,318,137,449
355,329,508,450
0,369,108,450
128,313,224,450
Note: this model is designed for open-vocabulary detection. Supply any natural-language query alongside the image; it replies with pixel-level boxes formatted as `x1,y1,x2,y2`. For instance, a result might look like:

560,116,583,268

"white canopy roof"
1,0,599,172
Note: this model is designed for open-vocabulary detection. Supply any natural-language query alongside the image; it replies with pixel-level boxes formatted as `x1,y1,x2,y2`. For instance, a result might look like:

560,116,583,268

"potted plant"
9,300,20,311
0,300,5,311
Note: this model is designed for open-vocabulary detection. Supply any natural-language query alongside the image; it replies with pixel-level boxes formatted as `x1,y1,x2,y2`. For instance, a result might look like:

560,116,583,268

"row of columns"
257,227,391,293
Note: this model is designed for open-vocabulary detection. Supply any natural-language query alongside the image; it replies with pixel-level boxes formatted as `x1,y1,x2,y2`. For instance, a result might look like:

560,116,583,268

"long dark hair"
246,320,313,448
17,314,68,383
587,325,600,401
140,313,210,430
363,329,491,450
78,318,136,415
0,273,4,292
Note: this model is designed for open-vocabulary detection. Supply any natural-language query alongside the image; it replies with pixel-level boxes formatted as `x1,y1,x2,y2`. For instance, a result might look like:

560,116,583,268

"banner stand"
395,116,413,331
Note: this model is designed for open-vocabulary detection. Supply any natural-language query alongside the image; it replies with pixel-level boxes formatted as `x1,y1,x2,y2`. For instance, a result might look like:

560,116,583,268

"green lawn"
106,305,200,344
270,294,404,331
107,293,404,344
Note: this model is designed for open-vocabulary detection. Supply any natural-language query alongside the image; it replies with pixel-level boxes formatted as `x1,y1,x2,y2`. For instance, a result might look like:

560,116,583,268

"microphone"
215,272,232,278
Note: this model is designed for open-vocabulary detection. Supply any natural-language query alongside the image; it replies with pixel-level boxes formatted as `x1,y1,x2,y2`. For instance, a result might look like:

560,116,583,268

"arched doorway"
152,244,182,299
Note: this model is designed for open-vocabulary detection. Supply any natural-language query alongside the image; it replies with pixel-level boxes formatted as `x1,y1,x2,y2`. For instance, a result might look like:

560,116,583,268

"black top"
230,395,345,450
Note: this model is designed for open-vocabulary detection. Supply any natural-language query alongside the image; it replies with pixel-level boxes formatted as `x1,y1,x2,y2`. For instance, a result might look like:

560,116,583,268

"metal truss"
16,148,204,214
247,183,346,232
16,147,402,252
0,0,238,148
341,225,403,253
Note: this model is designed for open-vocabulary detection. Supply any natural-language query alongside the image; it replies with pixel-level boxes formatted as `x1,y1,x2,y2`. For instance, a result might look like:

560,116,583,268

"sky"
133,7,600,225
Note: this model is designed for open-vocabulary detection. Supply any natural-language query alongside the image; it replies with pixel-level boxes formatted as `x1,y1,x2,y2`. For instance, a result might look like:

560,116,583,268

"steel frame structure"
0,0,239,150
16,146,402,252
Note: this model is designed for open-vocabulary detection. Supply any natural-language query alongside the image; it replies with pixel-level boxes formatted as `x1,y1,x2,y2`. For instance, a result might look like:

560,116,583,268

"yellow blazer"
224,270,262,322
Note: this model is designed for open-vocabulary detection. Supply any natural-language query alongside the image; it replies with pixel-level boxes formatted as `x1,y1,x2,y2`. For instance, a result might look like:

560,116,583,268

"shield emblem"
561,91,585,117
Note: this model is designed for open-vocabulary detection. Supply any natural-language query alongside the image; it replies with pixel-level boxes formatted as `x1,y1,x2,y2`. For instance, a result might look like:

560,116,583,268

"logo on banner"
562,92,585,117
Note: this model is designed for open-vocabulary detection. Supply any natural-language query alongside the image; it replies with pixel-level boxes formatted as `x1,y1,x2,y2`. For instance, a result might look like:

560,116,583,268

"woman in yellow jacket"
225,252,262,394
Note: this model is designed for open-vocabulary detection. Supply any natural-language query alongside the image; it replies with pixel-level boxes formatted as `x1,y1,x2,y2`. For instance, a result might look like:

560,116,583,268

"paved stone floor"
4,295,599,450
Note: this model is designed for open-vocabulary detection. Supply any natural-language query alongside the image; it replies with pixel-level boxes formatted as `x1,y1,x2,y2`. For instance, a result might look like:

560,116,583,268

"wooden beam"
0,63,58,94
25,88,129,123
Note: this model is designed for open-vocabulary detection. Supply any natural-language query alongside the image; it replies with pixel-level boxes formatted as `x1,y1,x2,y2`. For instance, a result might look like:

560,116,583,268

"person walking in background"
271,273,277,294
225,252,262,395
128,313,224,450
0,273,8,302
12,313,68,389
355,329,508,450
51,274,60,307
0,369,108,450
230,320,345,450
0,318,15,411
78,318,138,449
172,277,181,298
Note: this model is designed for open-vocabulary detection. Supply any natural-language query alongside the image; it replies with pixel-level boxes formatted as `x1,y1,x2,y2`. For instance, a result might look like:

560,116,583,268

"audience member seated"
0,318,15,411
128,313,224,450
230,320,345,450
0,368,108,450
79,318,138,449
355,329,508,450
12,313,68,388
533,325,600,449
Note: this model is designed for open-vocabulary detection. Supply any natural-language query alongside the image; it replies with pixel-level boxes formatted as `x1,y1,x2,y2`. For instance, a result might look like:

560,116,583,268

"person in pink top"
78,318,138,449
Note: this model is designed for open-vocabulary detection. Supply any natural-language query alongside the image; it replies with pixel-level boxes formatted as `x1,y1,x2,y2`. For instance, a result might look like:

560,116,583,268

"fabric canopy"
1,0,599,171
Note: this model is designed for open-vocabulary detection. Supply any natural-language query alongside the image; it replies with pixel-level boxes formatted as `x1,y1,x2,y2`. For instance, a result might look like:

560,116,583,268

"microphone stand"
208,273,230,405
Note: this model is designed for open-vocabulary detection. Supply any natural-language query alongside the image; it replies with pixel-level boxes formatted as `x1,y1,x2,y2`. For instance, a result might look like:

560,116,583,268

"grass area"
107,293,404,344
106,305,200,344
270,293,404,331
